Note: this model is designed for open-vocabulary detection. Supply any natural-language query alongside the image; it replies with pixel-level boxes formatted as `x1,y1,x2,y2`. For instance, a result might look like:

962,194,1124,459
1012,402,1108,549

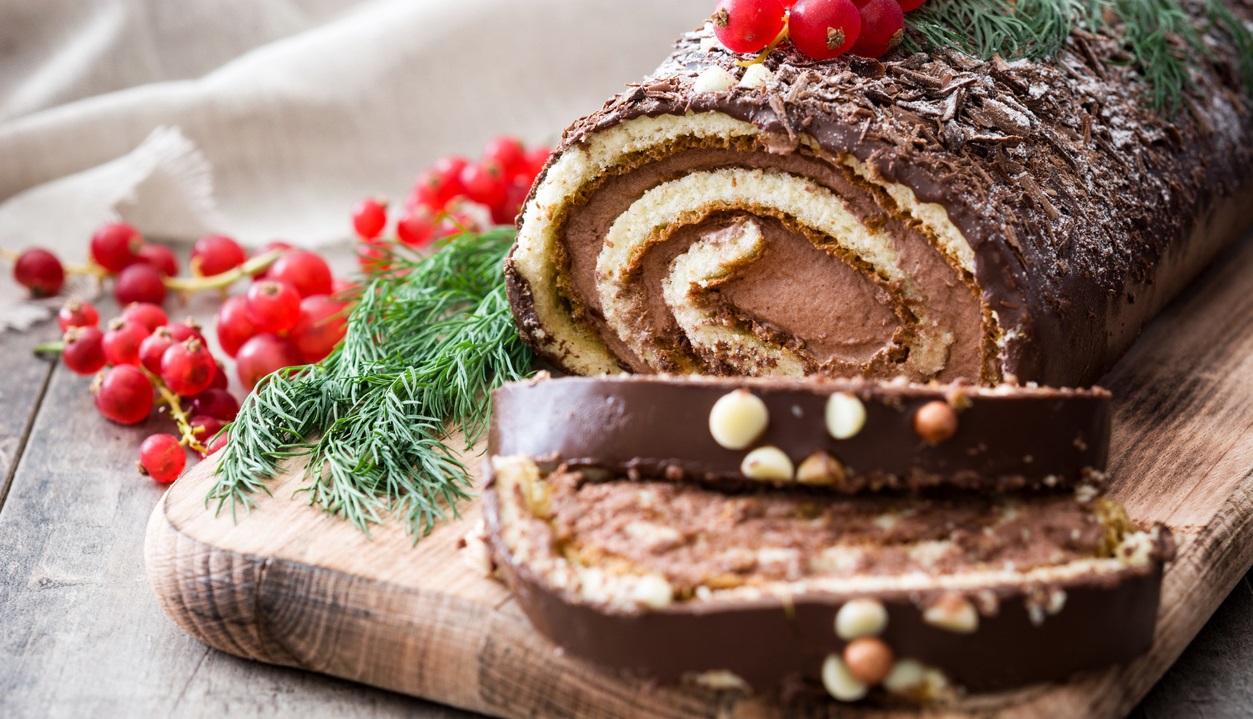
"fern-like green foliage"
206,229,534,538
904,0,1253,112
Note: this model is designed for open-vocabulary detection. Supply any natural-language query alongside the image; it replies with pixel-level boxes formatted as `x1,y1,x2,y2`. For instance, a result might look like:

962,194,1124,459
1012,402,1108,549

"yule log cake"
506,9,1253,387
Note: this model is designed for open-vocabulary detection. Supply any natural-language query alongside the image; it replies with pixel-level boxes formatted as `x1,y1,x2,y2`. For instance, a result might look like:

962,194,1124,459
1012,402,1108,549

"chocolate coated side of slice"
483,460,1171,696
490,374,1109,491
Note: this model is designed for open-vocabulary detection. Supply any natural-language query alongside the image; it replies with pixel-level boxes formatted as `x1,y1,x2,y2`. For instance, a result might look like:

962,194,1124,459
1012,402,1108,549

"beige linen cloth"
0,0,707,329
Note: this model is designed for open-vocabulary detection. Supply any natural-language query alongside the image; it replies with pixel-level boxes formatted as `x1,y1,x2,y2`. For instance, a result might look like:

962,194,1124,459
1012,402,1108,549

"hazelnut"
882,659,926,693
825,392,866,440
740,446,794,481
709,390,769,450
797,451,846,486
693,66,737,93
922,594,979,633
843,637,894,685
835,598,888,640
913,400,958,444
821,654,868,702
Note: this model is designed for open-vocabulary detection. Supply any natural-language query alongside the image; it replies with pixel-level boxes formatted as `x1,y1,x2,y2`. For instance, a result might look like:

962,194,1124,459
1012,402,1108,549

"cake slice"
484,455,1172,700
491,373,1110,492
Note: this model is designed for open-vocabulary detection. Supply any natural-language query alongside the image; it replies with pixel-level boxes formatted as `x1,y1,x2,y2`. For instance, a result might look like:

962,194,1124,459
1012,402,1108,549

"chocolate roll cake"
506,13,1253,386
484,455,1173,699
491,373,1111,492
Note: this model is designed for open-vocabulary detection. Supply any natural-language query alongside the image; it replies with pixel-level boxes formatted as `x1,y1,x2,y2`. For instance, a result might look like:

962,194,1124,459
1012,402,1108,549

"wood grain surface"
141,233,1253,719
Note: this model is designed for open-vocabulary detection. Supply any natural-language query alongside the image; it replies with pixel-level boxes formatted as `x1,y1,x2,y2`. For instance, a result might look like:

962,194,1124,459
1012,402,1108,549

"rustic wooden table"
1,242,1250,719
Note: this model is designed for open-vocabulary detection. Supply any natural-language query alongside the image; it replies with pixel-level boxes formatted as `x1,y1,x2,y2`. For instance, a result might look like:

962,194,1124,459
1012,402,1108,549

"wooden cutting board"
144,235,1253,719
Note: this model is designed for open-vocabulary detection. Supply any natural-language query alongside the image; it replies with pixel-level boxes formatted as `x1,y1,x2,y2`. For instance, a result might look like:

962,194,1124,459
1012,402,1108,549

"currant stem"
738,23,790,67
140,366,209,454
164,249,285,292
34,341,65,356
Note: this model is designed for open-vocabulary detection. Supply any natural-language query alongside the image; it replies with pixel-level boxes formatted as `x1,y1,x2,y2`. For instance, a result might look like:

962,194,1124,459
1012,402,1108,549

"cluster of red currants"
350,135,549,268
712,0,925,61
49,223,350,484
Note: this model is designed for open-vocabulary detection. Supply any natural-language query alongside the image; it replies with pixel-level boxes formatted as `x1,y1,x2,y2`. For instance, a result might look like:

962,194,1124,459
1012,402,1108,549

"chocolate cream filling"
545,471,1112,593
557,144,988,382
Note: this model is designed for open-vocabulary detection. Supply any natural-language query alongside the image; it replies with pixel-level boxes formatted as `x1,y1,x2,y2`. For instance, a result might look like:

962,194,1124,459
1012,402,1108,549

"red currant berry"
251,240,294,280
712,0,787,53
58,300,100,332
414,156,468,210
138,433,186,484
521,146,551,183
93,365,154,425
351,198,388,241
205,431,230,456
114,263,167,306
137,243,178,277
62,326,107,375
209,360,229,390
215,296,260,358
160,337,218,397
13,248,65,297
121,302,169,332
357,238,392,273
396,208,436,248
481,136,527,178
188,388,240,422
266,250,333,298
460,159,508,209
290,295,348,363
897,0,924,11
90,223,144,273
851,0,904,57
236,333,304,390
492,181,530,226
139,327,176,374
789,0,861,59
102,318,151,367
190,234,246,276
189,415,226,446
245,280,301,333
166,319,206,345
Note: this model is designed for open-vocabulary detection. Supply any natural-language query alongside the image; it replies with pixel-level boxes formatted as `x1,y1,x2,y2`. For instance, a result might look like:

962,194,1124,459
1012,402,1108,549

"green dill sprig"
903,0,1253,112
206,228,534,537
904,0,1091,61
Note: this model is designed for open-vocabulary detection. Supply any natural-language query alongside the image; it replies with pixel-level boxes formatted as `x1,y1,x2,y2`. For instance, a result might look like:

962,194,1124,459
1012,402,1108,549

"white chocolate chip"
922,595,979,633
738,63,774,89
693,66,737,93
709,389,769,450
821,654,868,702
633,574,674,609
882,659,926,693
835,598,888,640
825,393,867,440
740,446,794,481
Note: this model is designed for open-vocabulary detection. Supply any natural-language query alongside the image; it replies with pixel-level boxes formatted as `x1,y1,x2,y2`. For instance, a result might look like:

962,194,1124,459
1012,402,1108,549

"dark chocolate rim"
489,374,1111,491
483,461,1172,695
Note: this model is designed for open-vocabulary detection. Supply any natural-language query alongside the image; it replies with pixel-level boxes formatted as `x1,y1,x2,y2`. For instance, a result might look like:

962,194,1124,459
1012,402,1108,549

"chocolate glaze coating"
483,461,1173,695
490,374,1110,492
507,14,1253,386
